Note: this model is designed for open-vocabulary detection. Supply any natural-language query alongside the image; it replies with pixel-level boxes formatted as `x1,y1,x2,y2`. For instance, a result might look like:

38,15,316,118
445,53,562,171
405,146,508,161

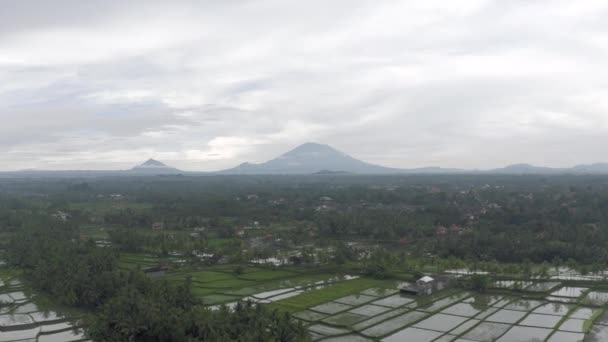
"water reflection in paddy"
486,309,526,324
519,313,561,328
381,327,442,342
349,304,392,317
582,291,608,306
496,325,552,342
361,311,427,337
413,313,468,332
532,302,572,316
372,294,414,308
442,303,483,317
559,318,585,332
586,324,608,342
322,312,368,326
463,322,511,341
550,287,589,298
547,331,584,342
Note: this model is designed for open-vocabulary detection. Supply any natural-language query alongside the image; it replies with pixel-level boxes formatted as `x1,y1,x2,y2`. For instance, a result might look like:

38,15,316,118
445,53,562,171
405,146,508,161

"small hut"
416,276,435,295
399,276,436,296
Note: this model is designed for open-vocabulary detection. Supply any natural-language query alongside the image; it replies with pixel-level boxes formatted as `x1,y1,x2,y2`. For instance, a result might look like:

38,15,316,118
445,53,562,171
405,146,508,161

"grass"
118,254,160,270
191,287,220,297
79,225,110,239
165,271,235,283
238,270,298,281
211,266,263,274
196,278,256,289
207,238,233,248
217,273,338,296
584,308,604,332
269,278,392,313
0,268,21,280
159,266,351,304
201,294,241,305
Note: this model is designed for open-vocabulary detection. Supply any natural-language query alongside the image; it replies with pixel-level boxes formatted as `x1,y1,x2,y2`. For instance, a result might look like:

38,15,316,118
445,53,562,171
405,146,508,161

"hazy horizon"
5,141,608,173
2,1,608,171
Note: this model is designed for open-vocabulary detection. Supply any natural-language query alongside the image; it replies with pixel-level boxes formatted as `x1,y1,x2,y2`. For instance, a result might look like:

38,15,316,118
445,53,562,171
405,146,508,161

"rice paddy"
8,252,608,342
264,276,608,341
136,257,364,308
0,274,85,342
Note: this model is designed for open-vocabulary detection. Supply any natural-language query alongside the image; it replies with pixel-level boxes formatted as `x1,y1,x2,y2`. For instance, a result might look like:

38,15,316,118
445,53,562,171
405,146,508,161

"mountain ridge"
219,142,404,174
3,143,608,175
130,159,181,174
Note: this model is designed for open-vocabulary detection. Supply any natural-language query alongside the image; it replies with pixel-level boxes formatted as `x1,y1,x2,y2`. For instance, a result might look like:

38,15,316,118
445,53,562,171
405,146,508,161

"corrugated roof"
418,276,434,283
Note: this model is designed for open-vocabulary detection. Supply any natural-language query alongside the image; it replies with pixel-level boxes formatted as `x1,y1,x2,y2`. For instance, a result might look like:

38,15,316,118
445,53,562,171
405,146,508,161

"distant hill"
313,169,353,175
572,163,608,173
489,163,566,174
131,159,181,174
487,163,608,174
3,144,608,176
220,143,404,174
406,166,468,174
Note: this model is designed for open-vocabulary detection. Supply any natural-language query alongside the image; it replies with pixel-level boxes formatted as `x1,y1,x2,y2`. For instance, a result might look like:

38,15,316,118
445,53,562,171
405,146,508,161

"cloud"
1,0,608,170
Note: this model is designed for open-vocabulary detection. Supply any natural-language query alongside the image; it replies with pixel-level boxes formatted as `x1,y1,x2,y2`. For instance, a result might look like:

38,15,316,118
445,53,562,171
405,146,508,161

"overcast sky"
2,0,608,171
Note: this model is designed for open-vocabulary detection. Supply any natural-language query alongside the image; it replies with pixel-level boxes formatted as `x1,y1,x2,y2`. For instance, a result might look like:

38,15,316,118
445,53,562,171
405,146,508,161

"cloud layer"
2,0,608,171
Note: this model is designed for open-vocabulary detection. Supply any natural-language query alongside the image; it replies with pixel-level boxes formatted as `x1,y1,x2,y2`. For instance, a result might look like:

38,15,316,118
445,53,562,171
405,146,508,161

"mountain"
131,159,181,174
489,163,566,174
487,163,608,174
221,143,404,174
572,163,608,173
3,145,608,176
406,166,468,174
313,169,353,175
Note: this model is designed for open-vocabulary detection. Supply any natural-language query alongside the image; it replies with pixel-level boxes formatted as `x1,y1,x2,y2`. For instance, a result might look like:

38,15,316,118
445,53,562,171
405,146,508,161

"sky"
2,0,608,171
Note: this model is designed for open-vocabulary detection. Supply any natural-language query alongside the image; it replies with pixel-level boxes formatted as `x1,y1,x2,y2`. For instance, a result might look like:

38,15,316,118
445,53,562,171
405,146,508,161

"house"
144,264,171,278
449,225,465,234
52,211,71,221
416,276,435,295
399,276,435,296
315,204,333,212
109,194,124,200
436,226,448,236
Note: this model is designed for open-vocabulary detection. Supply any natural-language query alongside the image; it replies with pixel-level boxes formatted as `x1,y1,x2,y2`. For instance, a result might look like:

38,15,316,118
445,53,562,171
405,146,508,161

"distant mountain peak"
220,142,401,174
503,163,536,169
491,163,563,174
290,142,334,151
140,159,167,167
279,142,348,159
132,159,180,173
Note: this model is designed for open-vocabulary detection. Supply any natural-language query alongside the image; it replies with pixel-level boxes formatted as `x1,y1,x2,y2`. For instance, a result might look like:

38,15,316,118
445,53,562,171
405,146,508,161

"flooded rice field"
284,277,608,341
7,260,608,342
0,275,86,342
207,274,360,309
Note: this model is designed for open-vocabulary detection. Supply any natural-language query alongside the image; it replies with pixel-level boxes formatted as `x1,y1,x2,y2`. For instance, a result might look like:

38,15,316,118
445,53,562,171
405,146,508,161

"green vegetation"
583,307,604,332
271,278,393,312
5,174,608,340
2,215,308,341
